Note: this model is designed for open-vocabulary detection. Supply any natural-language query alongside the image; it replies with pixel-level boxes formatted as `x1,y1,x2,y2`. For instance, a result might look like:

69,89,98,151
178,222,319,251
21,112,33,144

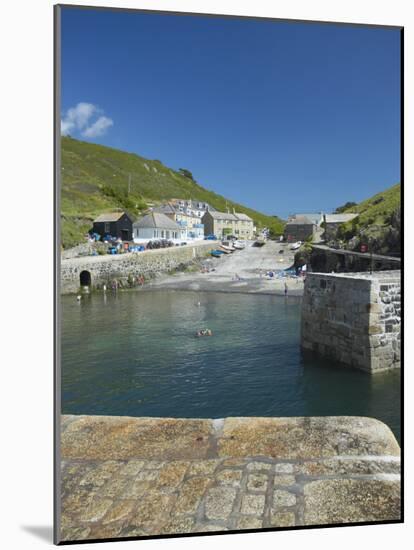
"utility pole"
369,238,373,274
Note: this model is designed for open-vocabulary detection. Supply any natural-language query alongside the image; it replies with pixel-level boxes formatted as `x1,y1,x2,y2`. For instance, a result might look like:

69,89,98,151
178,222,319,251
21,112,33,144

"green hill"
335,183,401,254
60,136,284,248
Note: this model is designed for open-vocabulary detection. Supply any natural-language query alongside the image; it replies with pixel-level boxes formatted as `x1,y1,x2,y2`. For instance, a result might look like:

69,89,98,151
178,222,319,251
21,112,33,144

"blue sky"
61,8,401,218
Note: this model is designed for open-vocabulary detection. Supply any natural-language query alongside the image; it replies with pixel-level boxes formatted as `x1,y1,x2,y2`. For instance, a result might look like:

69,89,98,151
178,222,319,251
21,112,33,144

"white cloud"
82,115,114,138
61,102,113,138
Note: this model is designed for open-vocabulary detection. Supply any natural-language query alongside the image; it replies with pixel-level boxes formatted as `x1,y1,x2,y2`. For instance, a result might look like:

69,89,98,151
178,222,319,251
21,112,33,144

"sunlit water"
61,290,401,442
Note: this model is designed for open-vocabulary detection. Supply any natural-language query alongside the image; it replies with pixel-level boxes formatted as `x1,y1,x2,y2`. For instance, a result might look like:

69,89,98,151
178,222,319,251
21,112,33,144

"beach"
149,240,304,296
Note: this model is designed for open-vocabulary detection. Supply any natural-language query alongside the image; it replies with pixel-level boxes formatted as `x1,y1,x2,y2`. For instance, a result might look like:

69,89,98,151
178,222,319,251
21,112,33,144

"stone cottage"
133,212,182,241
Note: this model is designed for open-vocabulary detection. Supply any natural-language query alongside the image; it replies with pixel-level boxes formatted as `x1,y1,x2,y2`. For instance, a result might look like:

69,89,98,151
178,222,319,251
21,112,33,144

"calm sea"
61,290,401,442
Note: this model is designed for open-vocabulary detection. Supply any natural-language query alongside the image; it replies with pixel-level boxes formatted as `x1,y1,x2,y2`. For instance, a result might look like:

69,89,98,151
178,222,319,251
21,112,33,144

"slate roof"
235,213,253,222
205,211,238,221
133,212,181,230
94,212,126,223
286,215,314,225
152,204,178,215
325,213,359,224
204,211,252,222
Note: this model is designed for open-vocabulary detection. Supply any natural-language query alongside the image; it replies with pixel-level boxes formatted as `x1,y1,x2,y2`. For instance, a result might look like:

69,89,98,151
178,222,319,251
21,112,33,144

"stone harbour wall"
60,242,216,294
301,271,401,373
58,415,401,542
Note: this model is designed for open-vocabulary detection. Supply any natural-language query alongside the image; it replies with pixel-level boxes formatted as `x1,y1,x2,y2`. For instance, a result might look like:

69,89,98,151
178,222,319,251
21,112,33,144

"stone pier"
301,271,401,373
58,415,401,542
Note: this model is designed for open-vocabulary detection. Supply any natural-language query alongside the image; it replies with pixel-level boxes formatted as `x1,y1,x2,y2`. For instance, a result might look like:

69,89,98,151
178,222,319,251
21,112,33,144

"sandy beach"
149,240,304,296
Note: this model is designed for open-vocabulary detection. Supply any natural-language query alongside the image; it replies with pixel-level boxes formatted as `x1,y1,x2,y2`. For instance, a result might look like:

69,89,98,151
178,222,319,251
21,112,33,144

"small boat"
290,241,302,250
219,245,233,253
211,250,224,258
196,329,213,337
233,241,245,250
222,240,237,249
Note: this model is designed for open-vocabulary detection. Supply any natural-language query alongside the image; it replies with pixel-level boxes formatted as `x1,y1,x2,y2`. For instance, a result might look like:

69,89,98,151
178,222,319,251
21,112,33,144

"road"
311,244,401,263
150,240,304,296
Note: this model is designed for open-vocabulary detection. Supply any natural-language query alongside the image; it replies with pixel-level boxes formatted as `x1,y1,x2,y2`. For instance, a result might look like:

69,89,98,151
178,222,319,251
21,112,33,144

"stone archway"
79,270,92,288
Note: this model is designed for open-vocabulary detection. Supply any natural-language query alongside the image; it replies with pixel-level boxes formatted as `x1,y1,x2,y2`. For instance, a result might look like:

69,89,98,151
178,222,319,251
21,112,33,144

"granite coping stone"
61,415,400,461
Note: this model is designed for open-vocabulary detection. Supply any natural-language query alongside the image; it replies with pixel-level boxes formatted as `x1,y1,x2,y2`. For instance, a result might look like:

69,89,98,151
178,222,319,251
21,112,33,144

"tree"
178,168,195,181
334,201,357,214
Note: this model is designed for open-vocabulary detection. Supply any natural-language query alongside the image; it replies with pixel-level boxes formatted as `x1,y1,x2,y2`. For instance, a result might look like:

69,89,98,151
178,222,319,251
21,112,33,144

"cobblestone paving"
59,415,401,542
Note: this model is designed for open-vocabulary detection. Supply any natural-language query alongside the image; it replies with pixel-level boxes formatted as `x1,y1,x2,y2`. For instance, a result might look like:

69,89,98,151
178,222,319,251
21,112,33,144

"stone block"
246,473,268,491
173,476,211,516
303,479,400,525
240,493,266,516
204,487,237,520
216,469,243,487
236,517,263,530
269,511,296,527
274,475,296,486
273,490,296,508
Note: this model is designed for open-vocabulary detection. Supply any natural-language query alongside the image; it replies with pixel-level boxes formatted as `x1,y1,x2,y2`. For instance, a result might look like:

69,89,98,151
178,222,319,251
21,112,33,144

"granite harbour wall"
301,271,401,373
60,241,216,294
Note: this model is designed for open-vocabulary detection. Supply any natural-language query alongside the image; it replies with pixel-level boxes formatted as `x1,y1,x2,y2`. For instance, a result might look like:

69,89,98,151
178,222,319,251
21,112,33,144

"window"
104,222,110,233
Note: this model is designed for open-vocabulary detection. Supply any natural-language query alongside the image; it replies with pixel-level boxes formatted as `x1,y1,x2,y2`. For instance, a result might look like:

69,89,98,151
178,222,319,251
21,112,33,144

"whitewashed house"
133,212,183,242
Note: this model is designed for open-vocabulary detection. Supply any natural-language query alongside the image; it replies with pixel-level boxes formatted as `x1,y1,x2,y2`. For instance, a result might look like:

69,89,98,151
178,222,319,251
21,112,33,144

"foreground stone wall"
60,242,216,294
58,415,400,542
301,271,401,373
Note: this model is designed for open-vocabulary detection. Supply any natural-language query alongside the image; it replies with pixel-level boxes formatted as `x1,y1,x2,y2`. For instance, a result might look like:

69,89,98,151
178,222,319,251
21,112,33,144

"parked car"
204,234,217,240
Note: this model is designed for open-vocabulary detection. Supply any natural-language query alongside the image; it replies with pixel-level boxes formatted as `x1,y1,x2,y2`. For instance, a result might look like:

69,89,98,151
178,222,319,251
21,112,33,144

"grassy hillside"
61,136,284,248
335,183,401,254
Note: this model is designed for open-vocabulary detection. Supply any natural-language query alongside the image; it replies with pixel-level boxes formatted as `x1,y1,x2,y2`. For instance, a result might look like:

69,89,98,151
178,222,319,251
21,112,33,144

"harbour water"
61,290,401,441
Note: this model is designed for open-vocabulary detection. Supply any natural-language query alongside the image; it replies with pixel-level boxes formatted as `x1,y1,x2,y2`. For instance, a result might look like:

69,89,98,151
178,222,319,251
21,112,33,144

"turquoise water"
61,290,401,441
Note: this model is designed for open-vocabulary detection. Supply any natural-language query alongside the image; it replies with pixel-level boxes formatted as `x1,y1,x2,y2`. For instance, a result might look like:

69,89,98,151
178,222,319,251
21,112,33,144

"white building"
152,202,204,240
133,212,183,242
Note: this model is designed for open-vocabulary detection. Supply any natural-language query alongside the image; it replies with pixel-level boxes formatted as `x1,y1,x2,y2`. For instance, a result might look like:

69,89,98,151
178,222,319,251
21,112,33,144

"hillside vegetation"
336,183,401,255
294,183,401,270
61,137,284,248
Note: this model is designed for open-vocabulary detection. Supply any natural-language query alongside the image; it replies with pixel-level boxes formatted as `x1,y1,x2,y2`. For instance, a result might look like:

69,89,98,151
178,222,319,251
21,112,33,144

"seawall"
59,414,401,541
60,241,216,294
301,271,401,373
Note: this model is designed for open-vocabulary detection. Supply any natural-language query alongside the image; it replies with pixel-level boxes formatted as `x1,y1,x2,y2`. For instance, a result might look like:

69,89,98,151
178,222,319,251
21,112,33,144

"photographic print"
55,5,402,544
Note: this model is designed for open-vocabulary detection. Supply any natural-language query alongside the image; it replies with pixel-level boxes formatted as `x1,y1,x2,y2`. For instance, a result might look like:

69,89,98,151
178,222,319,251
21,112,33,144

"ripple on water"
61,290,400,441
